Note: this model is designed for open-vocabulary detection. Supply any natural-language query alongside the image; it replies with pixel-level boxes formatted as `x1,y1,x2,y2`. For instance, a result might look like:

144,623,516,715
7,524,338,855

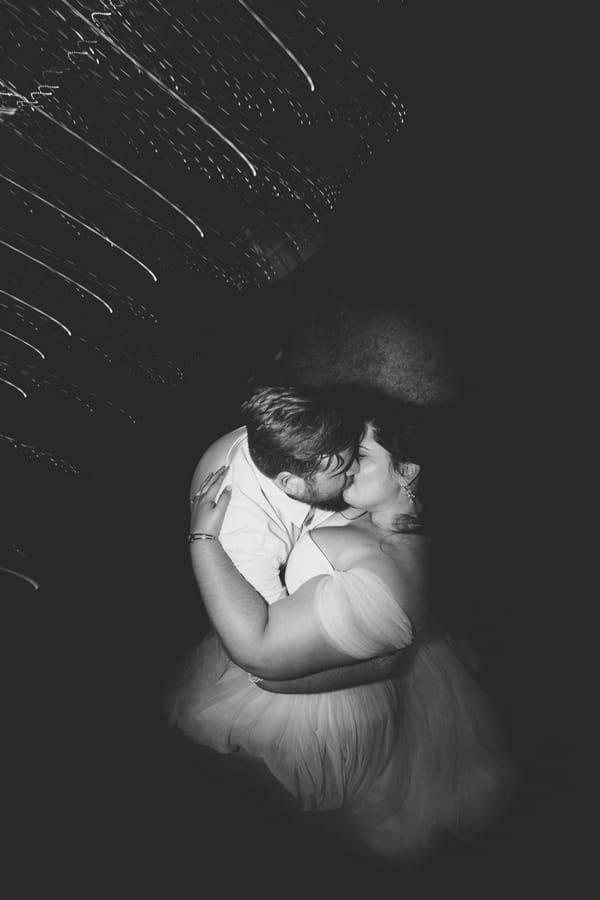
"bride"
168,408,516,860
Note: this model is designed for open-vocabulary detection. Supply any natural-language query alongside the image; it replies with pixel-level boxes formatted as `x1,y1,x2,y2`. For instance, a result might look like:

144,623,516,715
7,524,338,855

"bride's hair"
368,403,427,534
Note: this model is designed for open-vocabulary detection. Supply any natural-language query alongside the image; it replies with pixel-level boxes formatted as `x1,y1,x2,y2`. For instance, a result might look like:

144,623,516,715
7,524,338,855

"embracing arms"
189,468,396,681
190,538,358,678
256,650,405,693
189,448,407,689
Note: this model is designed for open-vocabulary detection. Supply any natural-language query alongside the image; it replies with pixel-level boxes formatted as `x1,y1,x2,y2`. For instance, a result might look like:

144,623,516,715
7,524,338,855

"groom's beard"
311,494,349,513
300,487,349,513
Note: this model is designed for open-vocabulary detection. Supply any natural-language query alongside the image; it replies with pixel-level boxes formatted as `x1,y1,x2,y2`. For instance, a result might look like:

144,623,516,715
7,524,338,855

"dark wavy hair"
241,385,363,480
367,400,430,534
367,397,464,538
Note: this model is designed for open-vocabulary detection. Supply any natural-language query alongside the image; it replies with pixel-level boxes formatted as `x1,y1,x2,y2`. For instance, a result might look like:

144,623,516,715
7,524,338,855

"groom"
190,384,402,692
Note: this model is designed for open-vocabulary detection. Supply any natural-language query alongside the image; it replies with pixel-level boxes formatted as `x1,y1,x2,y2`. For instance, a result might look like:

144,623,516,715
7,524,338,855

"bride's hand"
189,466,231,538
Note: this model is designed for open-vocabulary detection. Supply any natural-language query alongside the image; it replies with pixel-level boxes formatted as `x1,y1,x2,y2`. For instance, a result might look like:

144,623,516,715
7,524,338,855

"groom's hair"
241,385,361,480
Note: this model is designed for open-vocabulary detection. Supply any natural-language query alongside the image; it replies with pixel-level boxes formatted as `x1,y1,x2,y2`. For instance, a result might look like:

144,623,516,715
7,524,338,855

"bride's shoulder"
310,520,380,571
313,523,427,582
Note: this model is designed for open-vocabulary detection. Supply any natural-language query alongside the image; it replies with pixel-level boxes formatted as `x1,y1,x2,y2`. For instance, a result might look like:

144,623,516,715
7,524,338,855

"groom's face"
297,446,359,512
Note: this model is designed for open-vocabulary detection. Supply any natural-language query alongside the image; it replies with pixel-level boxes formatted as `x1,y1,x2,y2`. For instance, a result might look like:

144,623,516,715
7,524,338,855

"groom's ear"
274,471,305,499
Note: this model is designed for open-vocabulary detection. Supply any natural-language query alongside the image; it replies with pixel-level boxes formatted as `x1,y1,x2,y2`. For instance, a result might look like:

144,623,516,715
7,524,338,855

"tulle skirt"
167,626,516,860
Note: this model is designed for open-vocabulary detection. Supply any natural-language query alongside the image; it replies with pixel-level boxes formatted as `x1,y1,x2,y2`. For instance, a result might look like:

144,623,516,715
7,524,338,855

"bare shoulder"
311,523,429,627
190,427,245,498
309,521,380,571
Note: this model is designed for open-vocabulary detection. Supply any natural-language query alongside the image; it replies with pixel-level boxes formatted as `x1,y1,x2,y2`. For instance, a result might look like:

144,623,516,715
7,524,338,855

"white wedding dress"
168,531,516,859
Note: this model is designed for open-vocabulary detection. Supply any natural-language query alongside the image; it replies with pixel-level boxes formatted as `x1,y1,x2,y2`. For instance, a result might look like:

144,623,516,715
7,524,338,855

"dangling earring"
400,482,416,505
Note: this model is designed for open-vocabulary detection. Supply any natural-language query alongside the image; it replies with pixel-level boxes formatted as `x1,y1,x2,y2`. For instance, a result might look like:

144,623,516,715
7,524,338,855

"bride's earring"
399,481,416,504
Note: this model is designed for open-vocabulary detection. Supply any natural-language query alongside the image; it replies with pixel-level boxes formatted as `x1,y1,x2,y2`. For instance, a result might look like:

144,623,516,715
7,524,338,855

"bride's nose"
347,458,360,477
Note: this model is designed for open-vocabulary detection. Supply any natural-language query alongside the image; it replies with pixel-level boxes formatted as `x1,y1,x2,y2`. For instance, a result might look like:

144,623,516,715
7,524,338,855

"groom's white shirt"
190,427,332,604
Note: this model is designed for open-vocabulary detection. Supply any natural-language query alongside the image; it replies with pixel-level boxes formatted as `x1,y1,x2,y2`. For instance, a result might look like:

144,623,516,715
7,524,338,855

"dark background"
2,2,573,895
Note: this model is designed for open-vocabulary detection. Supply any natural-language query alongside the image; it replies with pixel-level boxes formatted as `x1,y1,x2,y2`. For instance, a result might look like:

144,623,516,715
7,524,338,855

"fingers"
192,466,229,503
204,465,228,492
204,463,227,482
199,466,224,490
216,486,232,510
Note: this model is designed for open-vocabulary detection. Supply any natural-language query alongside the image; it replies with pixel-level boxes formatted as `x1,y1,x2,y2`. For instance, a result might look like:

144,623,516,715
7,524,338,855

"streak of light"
35,107,206,239
0,328,46,359
237,0,315,92
0,376,27,398
0,567,40,591
0,79,204,239
67,50,94,62
0,239,114,313
0,289,72,336
0,433,80,475
58,1,258,176
0,172,158,282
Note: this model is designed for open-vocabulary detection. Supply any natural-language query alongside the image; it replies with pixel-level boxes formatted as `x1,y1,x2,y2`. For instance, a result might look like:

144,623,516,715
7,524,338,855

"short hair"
241,385,362,480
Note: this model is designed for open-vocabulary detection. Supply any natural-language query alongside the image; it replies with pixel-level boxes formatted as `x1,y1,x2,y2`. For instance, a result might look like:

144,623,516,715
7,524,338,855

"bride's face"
342,424,399,511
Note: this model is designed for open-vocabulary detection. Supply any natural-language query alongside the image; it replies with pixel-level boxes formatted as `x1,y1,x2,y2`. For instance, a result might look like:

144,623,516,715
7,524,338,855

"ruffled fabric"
314,567,414,658
169,628,401,812
168,534,516,859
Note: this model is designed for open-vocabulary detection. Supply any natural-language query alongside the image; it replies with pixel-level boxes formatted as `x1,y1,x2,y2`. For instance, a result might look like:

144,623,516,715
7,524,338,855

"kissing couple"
167,384,516,861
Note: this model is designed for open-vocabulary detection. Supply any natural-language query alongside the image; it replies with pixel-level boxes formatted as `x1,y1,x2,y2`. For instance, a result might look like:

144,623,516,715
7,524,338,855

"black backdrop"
2,2,573,895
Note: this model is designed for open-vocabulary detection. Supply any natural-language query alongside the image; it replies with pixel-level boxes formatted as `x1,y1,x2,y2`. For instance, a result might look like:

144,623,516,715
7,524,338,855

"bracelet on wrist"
188,532,220,544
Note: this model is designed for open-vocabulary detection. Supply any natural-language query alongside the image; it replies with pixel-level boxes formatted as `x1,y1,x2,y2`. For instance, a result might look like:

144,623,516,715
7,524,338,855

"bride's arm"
191,543,360,678
190,470,372,679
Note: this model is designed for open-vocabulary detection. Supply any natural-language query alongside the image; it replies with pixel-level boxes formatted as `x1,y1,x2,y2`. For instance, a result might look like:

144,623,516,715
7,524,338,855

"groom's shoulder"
207,426,247,462
190,427,247,496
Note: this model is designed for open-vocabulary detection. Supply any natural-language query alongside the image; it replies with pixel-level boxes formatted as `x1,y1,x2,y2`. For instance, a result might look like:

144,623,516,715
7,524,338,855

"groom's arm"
256,649,406,693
